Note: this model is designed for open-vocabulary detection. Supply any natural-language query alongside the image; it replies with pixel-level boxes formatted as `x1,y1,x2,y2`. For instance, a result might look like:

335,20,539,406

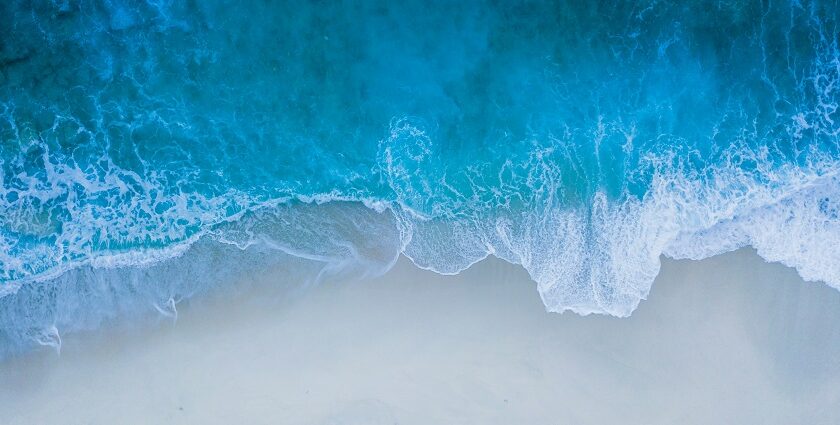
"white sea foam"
0,157,838,357
2,123,840,347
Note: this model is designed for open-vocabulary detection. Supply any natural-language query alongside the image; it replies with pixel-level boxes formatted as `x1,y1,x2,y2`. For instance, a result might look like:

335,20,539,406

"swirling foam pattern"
1,0,839,353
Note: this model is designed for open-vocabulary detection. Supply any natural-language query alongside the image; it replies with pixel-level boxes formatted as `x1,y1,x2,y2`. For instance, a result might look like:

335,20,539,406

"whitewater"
1,0,839,355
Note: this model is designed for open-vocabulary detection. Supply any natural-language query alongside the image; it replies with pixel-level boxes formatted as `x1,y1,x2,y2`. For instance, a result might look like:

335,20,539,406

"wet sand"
1,249,839,424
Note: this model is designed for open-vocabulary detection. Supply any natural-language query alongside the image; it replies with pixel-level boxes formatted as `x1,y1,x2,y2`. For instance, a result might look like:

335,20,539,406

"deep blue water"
1,0,840,354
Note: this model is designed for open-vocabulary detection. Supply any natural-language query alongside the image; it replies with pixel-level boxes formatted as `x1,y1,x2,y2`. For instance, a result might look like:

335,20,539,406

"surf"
1,0,839,355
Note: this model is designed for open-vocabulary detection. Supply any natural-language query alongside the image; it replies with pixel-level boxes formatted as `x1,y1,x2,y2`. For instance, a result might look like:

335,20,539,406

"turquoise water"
1,0,840,354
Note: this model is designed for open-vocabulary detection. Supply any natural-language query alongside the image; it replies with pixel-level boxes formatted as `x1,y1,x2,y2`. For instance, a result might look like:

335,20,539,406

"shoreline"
2,249,840,424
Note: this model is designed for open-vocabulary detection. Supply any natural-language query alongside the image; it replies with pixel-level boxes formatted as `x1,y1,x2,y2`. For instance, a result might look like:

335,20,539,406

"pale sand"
1,249,840,424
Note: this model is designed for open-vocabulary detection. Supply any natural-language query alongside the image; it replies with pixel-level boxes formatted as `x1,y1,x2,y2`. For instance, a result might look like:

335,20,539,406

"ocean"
1,0,839,355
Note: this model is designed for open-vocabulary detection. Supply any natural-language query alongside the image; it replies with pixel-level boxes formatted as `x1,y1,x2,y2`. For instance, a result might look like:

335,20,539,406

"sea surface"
1,0,839,355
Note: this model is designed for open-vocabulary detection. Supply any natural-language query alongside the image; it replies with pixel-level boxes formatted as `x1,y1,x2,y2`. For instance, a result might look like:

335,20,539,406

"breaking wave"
1,0,840,355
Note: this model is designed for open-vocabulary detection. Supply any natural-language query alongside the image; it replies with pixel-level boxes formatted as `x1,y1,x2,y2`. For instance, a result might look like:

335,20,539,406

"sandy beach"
1,249,839,424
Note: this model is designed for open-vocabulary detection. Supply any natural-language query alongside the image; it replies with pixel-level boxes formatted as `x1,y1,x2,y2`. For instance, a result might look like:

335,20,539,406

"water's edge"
1,194,836,359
